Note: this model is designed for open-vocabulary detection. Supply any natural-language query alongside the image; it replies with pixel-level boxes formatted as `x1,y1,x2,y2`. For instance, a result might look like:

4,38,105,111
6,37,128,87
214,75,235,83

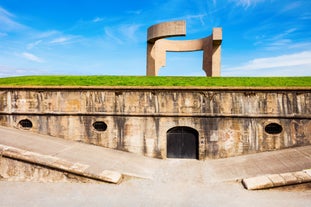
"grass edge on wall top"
0,76,310,87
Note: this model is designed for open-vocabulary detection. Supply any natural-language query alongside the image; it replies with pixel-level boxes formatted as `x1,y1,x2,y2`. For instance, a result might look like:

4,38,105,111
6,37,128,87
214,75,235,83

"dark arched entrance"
167,126,199,159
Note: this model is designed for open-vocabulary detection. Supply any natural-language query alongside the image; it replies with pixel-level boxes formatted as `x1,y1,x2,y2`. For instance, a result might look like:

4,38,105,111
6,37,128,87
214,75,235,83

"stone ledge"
242,170,311,190
0,144,122,184
0,85,310,91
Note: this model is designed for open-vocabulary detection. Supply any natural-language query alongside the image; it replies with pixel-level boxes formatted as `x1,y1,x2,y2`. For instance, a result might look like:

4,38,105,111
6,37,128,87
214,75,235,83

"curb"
242,169,311,190
0,144,122,184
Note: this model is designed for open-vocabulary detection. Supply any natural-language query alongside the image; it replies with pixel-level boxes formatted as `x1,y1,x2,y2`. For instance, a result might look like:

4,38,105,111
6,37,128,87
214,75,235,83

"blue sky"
0,0,310,77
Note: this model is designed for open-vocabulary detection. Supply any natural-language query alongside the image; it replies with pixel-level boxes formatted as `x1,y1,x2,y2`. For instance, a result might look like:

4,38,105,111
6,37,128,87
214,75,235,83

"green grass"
0,76,310,87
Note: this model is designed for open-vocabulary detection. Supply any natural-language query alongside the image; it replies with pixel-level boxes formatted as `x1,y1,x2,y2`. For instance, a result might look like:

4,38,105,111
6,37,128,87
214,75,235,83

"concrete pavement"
0,126,160,183
1,126,311,184
1,126,311,206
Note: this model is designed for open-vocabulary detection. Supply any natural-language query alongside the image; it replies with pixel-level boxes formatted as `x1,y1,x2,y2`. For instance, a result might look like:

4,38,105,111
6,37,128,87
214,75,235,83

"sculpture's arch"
146,20,222,76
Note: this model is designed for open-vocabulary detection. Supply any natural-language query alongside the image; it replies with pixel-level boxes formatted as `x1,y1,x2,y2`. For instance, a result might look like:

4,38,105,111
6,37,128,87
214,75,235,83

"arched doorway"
167,126,199,159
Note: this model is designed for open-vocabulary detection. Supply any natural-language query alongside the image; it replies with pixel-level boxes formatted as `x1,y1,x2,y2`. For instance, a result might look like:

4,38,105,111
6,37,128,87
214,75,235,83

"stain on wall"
0,87,310,160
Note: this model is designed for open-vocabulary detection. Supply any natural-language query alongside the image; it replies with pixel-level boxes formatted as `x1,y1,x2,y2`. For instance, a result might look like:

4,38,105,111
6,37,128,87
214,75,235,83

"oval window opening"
93,121,107,132
18,119,33,129
265,123,282,135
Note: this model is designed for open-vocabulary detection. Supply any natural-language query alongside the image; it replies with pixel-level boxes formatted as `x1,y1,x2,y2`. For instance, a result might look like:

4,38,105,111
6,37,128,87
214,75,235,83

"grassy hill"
0,76,310,87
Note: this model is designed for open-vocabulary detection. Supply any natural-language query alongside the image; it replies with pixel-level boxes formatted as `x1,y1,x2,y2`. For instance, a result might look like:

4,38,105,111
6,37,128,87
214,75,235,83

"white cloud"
0,6,26,31
0,65,49,77
255,28,305,50
264,39,292,50
126,10,142,15
36,30,60,38
27,40,42,49
271,28,297,41
300,13,311,20
104,28,124,44
49,37,71,44
230,0,266,8
21,52,43,63
181,14,206,25
0,32,7,37
103,23,143,44
249,52,311,68
119,24,141,41
48,35,81,45
289,42,311,49
92,17,104,23
223,51,311,76
0,7,13,17
281,1,301,13
0,65,26,77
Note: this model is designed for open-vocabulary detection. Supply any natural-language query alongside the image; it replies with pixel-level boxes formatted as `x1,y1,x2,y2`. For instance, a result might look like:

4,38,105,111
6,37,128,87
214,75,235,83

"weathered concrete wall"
0,156,98,183
0,87,310,160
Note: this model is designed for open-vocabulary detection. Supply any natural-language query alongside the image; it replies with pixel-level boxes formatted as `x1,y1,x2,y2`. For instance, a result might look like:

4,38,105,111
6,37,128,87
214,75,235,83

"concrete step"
242,169,311,190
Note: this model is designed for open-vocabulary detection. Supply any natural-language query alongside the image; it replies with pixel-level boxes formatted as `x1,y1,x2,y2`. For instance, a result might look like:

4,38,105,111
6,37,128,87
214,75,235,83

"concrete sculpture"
146,20,222,76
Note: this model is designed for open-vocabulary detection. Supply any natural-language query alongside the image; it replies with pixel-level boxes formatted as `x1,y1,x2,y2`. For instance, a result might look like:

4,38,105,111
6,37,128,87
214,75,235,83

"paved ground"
0,126,311,207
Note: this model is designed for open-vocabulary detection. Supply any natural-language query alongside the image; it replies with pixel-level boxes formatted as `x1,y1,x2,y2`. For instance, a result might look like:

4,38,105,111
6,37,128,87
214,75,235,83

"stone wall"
0,86,310,159
0,156,97,183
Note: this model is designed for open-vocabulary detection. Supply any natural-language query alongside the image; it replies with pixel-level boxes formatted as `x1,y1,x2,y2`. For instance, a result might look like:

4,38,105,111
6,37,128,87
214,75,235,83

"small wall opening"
18,119,33,129
265,123,283,135
167,126,199,159
93,121,107,132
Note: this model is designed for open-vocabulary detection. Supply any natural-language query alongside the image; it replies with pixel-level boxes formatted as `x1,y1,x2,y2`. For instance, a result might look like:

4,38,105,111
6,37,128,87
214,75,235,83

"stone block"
69,162,90,172
293,171,311,182
304,169,311,177
99,170,122,184
280,173,298,185
267,174,286,187
52,159,74,170
242,176,273,190
22,151,58,165
242,170,311,190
